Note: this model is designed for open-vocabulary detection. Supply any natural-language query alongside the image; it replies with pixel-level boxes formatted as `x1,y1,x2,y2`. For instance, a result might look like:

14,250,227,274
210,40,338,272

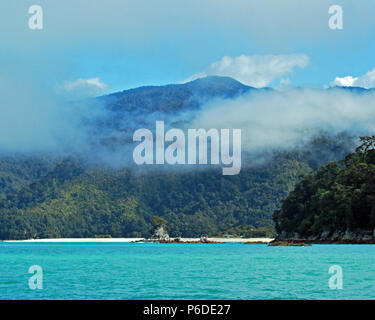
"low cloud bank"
191,88,375,153
1,73,374,170
0,73,105,154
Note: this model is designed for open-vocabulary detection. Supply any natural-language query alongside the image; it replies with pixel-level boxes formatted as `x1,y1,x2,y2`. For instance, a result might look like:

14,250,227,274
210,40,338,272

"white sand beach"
4,238,144,243
4,237,273,243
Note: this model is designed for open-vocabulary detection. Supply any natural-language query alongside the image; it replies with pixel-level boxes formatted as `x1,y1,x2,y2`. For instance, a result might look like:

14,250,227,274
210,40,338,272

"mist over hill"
0,76,373,239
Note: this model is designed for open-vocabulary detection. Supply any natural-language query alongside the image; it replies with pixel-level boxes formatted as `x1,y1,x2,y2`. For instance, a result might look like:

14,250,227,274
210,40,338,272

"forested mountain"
100,76,257,114
0,155,311,239
0,155,58,201
0,76,361,240
0,136,353,240
273,136,375,243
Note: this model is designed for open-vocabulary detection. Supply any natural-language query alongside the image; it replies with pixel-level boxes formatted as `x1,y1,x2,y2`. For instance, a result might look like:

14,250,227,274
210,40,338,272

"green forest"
0,77,362,240
273,136,375,240
0,155,310,239
0,133,354,240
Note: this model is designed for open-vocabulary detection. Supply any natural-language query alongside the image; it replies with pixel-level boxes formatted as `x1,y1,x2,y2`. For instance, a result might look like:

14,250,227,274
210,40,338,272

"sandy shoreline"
4,237,273,243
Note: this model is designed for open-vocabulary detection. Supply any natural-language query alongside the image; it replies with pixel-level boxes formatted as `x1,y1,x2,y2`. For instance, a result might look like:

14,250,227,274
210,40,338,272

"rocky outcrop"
151,226,170,241
268,241,311,246
273,229,375,244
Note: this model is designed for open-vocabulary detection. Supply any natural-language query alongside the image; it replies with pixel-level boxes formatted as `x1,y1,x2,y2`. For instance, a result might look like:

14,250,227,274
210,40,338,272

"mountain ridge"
0,76,366,239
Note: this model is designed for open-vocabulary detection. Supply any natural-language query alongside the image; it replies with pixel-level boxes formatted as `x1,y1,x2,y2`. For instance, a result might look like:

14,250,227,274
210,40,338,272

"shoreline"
3,237,273,244
271,239,375,245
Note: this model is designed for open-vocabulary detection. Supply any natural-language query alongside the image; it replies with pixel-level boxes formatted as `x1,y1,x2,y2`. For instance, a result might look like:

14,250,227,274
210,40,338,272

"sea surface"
0,243,374,300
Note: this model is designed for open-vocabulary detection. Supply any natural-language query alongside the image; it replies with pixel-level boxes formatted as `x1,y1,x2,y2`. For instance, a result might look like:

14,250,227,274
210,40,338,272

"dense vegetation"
273,136,375,239
0,132,353,240
0,155,311,239
0,77,361,240
0,155,57,201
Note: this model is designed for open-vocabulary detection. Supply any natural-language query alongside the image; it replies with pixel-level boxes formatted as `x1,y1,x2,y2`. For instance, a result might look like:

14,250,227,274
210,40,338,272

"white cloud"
184,54,309,88
191,88,375,153
331,76,358,87
331,68,375,88
63,77,107,97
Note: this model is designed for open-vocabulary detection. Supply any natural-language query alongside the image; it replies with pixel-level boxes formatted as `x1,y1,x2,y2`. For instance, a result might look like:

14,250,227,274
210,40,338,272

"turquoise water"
0,243,374,300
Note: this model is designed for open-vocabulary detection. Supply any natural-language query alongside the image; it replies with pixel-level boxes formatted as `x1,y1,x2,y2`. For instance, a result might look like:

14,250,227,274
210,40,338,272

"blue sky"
2,0,375,94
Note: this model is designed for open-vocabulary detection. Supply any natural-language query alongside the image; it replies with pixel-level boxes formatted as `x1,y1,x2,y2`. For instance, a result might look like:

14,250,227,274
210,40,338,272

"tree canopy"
273,136,375,238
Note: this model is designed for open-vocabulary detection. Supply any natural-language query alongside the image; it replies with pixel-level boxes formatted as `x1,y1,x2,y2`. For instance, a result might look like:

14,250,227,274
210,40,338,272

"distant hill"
100,76,259,114
328,86,374,94
0,76,362,239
